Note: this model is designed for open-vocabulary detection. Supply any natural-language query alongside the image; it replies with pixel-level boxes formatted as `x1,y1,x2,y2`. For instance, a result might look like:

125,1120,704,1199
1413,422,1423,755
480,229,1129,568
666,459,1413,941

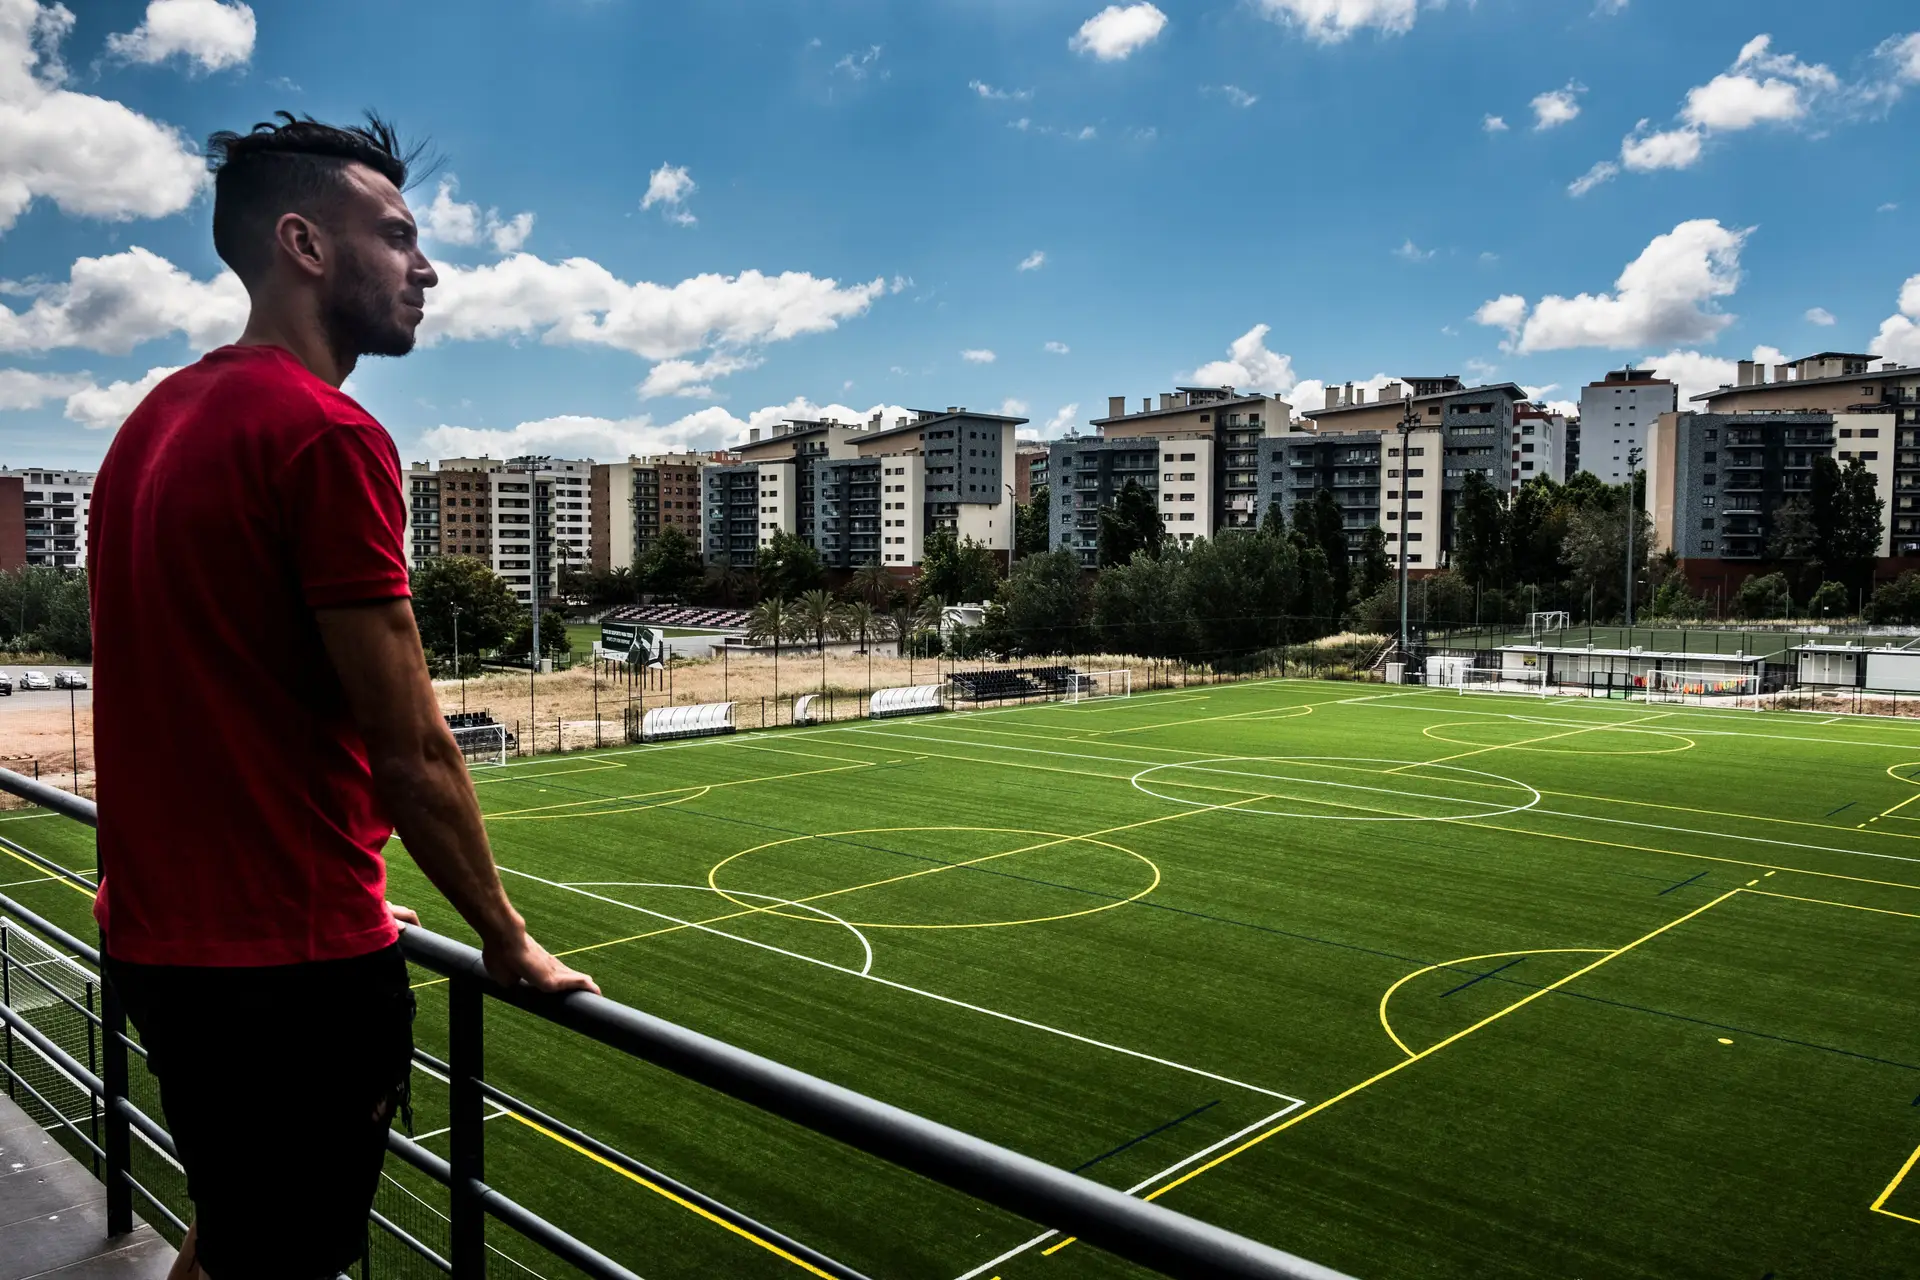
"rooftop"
1091,389,1276,426
1308,381,1529,418
1690,363,1916,404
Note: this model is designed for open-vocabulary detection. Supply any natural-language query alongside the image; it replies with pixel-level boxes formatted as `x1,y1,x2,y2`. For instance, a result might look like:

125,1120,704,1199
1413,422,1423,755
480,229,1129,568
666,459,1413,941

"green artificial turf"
7,681,1920,1280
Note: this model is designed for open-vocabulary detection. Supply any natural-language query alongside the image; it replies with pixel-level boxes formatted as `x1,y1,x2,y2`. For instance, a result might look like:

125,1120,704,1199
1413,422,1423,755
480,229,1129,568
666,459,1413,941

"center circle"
707,826,1160,929
1421,721,1696,755
1131,756,1541,822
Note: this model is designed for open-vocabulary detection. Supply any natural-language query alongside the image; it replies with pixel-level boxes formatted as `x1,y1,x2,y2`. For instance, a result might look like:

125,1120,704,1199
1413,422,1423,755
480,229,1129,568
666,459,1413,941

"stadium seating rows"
950,666,1078,702
605,605,749,630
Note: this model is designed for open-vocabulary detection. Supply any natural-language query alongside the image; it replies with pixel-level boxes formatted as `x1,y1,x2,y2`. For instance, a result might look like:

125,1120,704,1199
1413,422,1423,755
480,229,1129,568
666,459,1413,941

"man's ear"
273,212,327,281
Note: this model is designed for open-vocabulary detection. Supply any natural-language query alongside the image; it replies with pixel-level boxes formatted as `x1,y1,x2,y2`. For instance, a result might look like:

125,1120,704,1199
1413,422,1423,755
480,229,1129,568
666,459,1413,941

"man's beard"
324,247,417,359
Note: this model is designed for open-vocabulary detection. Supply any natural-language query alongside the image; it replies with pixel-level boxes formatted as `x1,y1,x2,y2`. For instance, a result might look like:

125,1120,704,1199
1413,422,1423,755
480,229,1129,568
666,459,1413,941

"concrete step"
0,1092,175,1280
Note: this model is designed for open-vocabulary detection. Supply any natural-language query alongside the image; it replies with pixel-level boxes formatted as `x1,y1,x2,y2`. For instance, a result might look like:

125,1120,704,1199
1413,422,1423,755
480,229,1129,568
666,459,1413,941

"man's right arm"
315,598,597,995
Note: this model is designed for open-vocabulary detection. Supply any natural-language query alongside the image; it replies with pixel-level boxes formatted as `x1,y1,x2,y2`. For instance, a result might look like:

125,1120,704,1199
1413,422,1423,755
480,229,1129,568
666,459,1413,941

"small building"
1496,644,1769,693
1793,643,1920,692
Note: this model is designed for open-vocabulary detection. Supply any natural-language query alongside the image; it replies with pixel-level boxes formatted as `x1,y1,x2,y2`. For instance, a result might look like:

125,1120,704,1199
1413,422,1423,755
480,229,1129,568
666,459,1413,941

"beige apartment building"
589,453,715,572
407,456,591,604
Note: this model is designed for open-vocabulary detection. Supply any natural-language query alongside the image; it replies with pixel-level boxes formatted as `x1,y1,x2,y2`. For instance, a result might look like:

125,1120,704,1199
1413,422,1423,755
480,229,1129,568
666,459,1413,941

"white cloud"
0,0,208,234
0,246,247,354
1568,160,1619,196
1069,3,1167,62
1190,323,1296,392
1392,238,1434,262
1531,83,1584,130
1594,0,1629,14
1876,32,1920,85
1880,201,1900,213
1042,403,1081,437
969,80,1031,101
0,366,88,409
1210,84,1258,108
1873,273,1920,367
1620,123,1703,172
105,0,254,73
1683,73,1804,130
420,396,916,462
1483,114,1509,133
635,352,764,400
1464,358,1500,380
1643,344,1785,404
414,176,535,255
1251,0,1418,44
1043,340,1070,354
834,45,883,80
1017,250,1046,272
960,348,996,364
421,254,888,361
1000,397,1029,416
640,163,697,226
1476,219,1749,354
1804,306,1836,326
63,364,180,430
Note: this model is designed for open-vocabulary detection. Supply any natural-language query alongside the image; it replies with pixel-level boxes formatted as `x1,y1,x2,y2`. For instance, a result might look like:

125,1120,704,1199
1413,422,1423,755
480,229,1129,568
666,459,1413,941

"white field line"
951,1103,1304,1280
409,1107,510,1143
499,867,1303,1105
0,874,55,889
1347,690,1920,749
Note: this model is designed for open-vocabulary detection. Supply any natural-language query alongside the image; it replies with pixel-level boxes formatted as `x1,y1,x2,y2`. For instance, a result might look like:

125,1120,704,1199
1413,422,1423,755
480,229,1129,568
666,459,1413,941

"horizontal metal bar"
387,1133,642,1280
0,1050,105,1161
110,1093,178,1162
399,927,1351,1280
1,950,102,1030
0,889,102,967
370,1207,453,1274
124,1172,190,1235
0,768,98,828
0,833,96,893
0,994,103,1100
413,1049,871,1280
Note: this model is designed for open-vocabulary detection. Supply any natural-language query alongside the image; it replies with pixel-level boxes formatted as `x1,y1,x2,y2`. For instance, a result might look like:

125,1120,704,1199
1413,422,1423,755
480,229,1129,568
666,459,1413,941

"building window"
1703,473,1716,486
1701,518,1714,529
1701,540,1716,551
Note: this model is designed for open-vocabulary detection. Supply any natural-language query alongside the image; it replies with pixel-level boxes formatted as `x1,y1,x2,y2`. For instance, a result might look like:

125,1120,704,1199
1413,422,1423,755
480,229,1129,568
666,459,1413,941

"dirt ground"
0,704,92,798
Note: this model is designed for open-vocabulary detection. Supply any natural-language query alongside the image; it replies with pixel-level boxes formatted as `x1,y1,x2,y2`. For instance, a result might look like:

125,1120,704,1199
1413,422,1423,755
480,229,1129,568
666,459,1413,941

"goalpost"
1066,669,1132,704
1427,655,1547,696
450,722,509,767
1642,669,1762,711
1527,610,1570,639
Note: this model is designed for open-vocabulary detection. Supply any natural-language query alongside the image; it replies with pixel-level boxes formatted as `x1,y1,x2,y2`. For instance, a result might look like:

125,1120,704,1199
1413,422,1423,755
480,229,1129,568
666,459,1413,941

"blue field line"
1826,801,1857,817
1439,956,1527,998
1069,1100,1220,1174
1657,870,1710,896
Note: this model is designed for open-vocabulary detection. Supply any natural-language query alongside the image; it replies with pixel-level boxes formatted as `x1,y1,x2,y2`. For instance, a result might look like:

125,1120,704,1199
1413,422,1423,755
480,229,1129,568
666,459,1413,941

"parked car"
53,670,87,690
20,671,52,691
0,673,13,695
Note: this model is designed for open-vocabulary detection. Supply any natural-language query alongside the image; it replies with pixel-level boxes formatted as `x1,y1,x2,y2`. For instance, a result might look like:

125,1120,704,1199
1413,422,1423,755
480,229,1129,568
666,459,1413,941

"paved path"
0,1092,173,1279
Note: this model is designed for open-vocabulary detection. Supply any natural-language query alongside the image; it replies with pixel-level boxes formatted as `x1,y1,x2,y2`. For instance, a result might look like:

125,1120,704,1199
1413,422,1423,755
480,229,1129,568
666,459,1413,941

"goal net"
1066,669,1132,704
1527,611,1570,639
1642,669,1761,710
1428,655,1547,696
450,721,509,766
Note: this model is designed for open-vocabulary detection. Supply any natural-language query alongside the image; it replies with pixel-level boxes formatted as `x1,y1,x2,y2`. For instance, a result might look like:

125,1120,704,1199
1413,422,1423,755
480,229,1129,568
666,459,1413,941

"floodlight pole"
1624,444,1642,626
451,604,464,713
1396,394,1417,665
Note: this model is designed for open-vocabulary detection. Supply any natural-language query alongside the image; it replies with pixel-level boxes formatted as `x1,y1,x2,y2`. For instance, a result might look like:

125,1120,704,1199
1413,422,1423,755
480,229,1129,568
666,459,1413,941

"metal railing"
0,766,1353,1280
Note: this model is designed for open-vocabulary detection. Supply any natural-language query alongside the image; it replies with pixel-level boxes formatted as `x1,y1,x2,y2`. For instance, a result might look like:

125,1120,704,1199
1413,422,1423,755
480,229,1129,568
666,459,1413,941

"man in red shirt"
90,113,595,1279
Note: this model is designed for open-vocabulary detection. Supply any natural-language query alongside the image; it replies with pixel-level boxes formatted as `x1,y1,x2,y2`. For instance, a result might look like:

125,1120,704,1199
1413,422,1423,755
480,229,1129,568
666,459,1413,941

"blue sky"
3,0,1919,470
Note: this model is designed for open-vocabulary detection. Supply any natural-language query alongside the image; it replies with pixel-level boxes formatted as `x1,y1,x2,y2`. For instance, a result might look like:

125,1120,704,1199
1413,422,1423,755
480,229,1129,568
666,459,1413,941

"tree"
756,529,823,601
410,557,523,661
998,549,1089,655
1291,488,1351,614
1506,476,1565,589
1259,500,1287,539
795,589,846,651
746,596,801,645
1807,580,1850,618
920,528,1001,603
1560,501,1654,622
1352,526,1391,604
1869,572,1920,624
1182,531,1299,660
1014,483,1052,560
849,560,894,609
503,608,569,661
638,526,704,599
841,600,881,652
1770,456,1884,595
1451,471,1507,588
1731,572,1791,620
1091,550,1191,657
1098,480,1164,566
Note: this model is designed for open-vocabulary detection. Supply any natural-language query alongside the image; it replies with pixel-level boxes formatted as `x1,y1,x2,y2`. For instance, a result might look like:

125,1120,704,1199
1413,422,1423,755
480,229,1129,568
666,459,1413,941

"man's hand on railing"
482,927,600,995
387,901,421,927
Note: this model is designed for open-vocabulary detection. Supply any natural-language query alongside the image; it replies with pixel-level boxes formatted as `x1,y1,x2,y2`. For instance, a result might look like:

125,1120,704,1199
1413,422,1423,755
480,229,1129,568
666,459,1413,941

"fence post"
86,980,98,1177
449,972,486,1277
100,962,131,1236
1,927,11,1103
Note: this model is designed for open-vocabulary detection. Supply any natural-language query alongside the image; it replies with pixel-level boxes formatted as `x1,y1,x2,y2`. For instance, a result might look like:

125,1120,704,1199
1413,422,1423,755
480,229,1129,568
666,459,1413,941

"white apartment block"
407,456,592,604
0,469,95,570
1579,368,1677,484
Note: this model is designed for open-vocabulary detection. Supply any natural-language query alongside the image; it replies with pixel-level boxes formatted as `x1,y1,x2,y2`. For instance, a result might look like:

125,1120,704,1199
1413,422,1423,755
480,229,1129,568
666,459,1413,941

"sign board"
600,622,652,663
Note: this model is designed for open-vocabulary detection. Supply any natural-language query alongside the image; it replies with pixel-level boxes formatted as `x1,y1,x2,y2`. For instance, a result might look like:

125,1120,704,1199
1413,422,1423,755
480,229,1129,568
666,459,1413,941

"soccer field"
10,679,1920,1279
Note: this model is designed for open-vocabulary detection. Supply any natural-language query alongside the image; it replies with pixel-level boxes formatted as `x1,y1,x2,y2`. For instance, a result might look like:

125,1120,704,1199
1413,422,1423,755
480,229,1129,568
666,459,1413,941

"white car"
20,671,52,691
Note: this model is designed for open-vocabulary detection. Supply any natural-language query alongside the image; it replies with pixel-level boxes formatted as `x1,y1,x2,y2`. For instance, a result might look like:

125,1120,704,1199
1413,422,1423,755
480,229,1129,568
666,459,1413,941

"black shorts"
106,944,416,1280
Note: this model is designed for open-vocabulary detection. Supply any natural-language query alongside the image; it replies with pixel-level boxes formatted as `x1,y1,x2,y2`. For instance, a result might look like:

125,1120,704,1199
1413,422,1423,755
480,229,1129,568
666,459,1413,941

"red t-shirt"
90,344,408,966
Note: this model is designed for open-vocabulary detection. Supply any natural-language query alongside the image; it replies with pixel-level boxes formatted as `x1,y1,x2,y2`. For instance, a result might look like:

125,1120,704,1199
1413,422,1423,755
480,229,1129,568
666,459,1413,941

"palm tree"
796,588,846,691
747,596,791,702
850,560,892,609
843,599,879,692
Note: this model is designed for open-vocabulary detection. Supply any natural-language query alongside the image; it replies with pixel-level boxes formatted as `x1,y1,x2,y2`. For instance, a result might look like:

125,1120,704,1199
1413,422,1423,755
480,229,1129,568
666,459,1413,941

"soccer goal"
1066,669,1132,703
1642,669,1762,711
1527,610,1571,639
1428,655,1547,696
450,722,509,766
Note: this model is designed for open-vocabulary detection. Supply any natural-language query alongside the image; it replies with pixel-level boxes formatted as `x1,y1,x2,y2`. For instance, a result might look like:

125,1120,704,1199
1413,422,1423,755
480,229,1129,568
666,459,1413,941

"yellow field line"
1874,790,1920,823
1040,891,1743,1257
0,842,92,899
1375,948,1610,1058
1738,889,1920,920
1456,818,1920,894
485,761,871,818
496,1110,836,1277
1871,1140,1920,1223
1094,703,1315,737
470,763,625,787
1541,788,1920,843
1386,720,1625,772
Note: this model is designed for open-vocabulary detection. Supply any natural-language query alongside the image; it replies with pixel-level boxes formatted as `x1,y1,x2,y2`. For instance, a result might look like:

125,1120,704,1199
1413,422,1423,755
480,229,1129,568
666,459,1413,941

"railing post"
100,962,132,1236
86,980,99,1177
1,926,12,1102
449,972,487,1277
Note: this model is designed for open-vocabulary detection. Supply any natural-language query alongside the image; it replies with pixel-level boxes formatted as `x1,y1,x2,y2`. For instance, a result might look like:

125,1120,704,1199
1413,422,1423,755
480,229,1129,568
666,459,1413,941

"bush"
1730,572,1791,620
1867,572,1920,624
1807,580,1851,618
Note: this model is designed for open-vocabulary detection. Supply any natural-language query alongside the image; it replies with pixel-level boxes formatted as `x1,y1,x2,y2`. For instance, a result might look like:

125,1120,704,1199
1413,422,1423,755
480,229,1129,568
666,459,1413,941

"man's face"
320,163,438,359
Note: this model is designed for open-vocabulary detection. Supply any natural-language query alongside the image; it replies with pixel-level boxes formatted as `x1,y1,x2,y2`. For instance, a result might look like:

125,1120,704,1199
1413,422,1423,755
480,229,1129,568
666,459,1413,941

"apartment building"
1579,368,1677,485
1049,386,1295,565
406,456,592,604
1014,441,1051,501
1304,377,1528,570
704,408,1022,570
1511,401,1571,485
589,453,714,572
0,469,95,570
1264,432,1385,558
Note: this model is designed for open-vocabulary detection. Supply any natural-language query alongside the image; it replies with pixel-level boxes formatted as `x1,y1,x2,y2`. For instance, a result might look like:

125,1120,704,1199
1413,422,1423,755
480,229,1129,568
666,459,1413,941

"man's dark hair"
208,112,432,283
